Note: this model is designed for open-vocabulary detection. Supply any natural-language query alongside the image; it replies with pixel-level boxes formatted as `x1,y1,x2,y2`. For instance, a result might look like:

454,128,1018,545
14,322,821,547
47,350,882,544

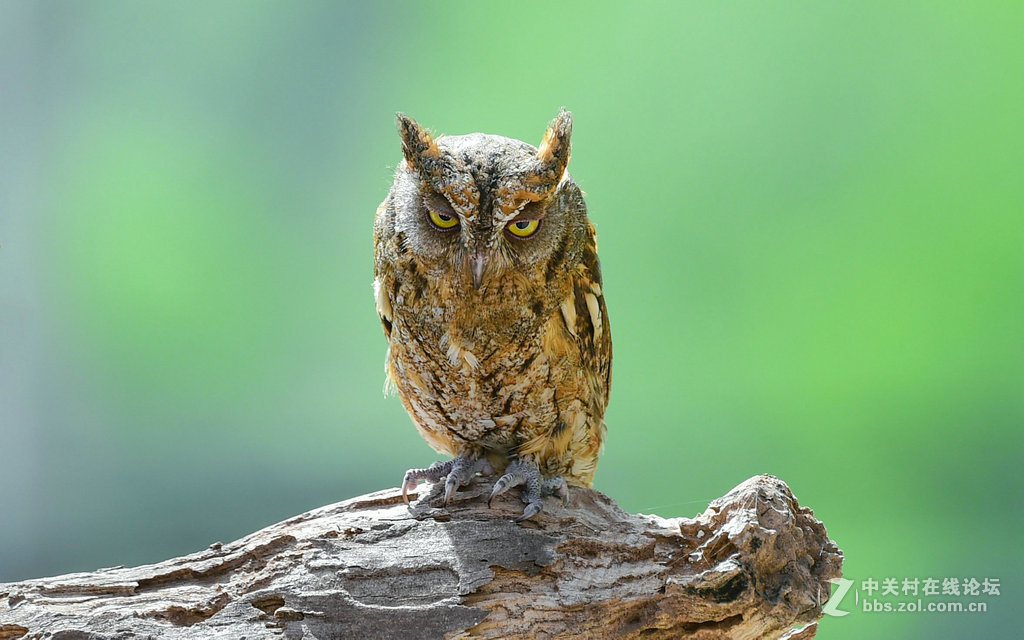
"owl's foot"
488,460,570,522
401,455,493,505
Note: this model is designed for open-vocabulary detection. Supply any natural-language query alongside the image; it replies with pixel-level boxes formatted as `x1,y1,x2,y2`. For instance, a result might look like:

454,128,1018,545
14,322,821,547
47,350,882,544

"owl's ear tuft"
537,108,573,180
396,113,441,172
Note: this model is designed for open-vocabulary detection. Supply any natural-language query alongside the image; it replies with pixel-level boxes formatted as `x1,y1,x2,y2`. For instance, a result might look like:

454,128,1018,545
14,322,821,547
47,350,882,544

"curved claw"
492,463,569,522
443,473,461,505
401,470,420,504
488,477,513,507
400,459,455,505
515,501,543,523
489,460,532,507
444,456,493,505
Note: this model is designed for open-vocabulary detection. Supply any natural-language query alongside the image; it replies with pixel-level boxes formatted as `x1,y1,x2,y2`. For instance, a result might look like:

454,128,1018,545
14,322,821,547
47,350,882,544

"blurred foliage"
1,2,1021,638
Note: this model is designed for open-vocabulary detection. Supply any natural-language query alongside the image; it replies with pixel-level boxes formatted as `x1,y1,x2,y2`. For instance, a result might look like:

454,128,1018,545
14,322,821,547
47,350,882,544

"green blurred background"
1,2,1020,637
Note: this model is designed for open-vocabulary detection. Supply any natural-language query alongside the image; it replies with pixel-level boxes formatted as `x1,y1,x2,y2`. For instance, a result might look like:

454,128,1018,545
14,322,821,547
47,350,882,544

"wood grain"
0,474,842,639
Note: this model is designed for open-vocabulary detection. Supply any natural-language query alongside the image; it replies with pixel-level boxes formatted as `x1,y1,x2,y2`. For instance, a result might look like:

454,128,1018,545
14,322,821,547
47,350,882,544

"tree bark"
0,474,842,639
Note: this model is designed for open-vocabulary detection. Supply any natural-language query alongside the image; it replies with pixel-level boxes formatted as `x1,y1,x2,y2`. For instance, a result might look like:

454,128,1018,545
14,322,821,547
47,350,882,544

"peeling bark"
0,474,842,639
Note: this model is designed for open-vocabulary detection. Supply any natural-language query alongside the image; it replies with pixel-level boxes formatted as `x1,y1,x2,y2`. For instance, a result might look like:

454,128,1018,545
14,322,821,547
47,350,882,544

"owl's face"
389,111,584,290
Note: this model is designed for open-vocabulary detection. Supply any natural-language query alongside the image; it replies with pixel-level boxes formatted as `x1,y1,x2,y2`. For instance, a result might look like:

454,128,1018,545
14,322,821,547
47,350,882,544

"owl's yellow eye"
507,219,540,238
428,210,459,230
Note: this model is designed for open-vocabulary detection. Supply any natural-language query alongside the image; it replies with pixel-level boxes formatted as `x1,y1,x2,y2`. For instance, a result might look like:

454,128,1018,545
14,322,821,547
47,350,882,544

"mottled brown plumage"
373,109,611,520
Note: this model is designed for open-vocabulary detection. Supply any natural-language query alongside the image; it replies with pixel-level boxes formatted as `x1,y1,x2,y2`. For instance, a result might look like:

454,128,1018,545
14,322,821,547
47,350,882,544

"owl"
373,109,611,521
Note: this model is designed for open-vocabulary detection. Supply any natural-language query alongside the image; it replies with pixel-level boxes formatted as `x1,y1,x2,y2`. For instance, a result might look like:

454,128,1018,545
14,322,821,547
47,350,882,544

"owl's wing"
561,221,612,410
373,199,395,342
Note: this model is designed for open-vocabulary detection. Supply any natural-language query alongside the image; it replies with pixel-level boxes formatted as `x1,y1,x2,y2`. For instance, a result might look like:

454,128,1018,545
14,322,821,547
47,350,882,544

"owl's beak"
469,250,489,290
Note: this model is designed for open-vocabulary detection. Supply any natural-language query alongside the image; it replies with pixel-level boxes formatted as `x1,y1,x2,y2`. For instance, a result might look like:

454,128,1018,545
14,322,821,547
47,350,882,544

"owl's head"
387,109,588,290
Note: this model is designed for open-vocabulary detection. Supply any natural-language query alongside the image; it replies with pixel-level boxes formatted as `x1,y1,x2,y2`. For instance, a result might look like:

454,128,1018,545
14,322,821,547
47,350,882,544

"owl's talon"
489,460,569,522
488,460,531,506
402,455,492,506
443,475,460,505
443,456,473,504
487,478,513,506
543,476,570,507
516,501,543,523
401,459,455,504
402,471,424,503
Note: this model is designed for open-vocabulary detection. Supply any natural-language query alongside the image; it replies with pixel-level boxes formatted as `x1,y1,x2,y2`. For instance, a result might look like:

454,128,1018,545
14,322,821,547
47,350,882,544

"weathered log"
0,474,842,639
